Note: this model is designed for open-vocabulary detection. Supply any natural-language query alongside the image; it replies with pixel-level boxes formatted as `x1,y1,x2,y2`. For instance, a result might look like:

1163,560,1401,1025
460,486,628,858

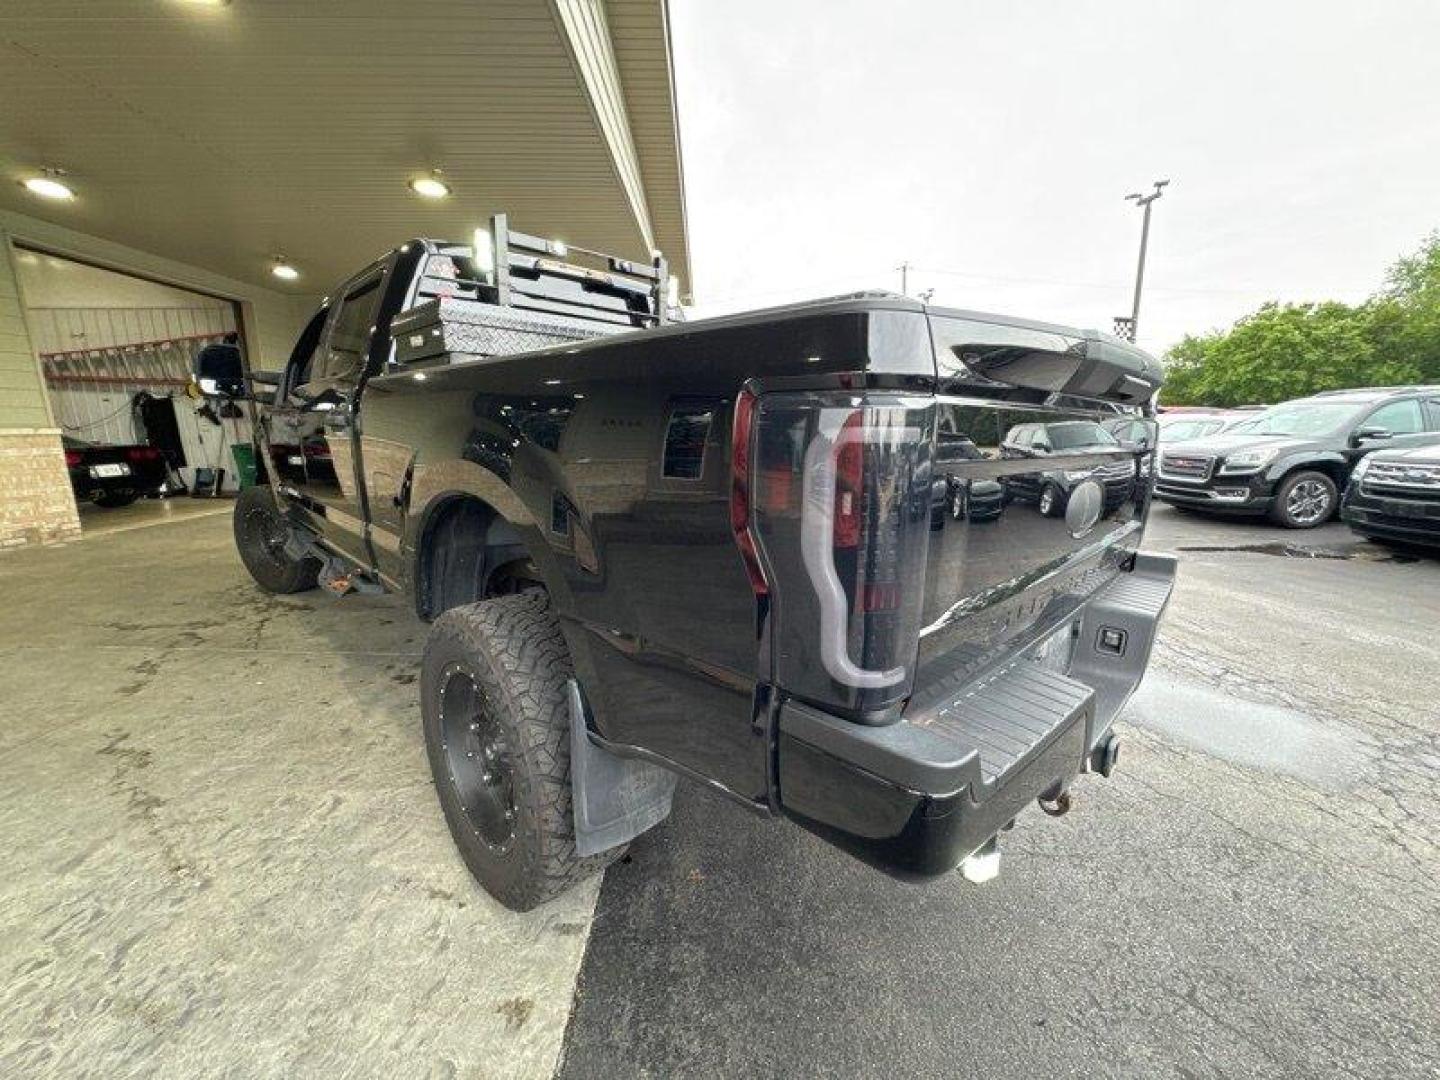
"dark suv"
1342,442,1440,548
1153,387,1440,528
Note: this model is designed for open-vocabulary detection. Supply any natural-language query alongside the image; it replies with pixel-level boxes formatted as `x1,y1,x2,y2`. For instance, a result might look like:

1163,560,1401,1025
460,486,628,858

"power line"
909,265,1370,298
695,264,1373,309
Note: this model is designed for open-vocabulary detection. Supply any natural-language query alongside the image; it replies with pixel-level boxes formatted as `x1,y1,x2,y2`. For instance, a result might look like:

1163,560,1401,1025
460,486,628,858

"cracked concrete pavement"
0,508,598,1079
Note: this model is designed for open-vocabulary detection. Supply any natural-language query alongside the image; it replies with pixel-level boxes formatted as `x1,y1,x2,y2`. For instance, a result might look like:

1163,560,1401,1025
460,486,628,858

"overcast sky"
668,0,1440,355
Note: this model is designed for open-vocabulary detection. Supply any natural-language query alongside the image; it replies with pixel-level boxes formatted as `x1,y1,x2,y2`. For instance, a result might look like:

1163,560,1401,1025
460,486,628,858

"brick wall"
0,428,81,548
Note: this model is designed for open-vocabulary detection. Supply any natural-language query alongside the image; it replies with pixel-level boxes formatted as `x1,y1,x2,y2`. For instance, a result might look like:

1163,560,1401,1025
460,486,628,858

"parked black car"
1341,442,1440,548
1000,420,1139,518
1153,387,1440,528
63,436,168,508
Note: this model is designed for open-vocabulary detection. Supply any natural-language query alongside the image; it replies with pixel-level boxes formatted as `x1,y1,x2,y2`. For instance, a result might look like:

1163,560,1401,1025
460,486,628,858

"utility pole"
1116,179,1169,342
897,261,911,296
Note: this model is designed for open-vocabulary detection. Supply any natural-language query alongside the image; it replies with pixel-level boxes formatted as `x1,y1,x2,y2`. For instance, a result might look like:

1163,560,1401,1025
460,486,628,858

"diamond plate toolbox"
390,297,620,366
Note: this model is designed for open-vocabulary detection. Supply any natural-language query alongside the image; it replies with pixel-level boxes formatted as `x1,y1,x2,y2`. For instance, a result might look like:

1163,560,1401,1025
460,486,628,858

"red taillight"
833,411,864,549
729,386,769,596
749,391,934,712
125,447,161,462
64,451,82,467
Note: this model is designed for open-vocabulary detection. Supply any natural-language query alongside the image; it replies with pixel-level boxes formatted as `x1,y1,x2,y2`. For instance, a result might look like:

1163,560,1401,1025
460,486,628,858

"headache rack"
390,213,678,368
486,213,674,329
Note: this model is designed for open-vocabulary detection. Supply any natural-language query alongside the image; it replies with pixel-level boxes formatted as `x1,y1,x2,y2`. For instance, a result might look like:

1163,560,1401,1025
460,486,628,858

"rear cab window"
321,273,385,386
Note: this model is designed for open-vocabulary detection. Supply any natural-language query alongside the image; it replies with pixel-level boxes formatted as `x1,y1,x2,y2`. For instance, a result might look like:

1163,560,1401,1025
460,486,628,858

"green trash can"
230,443,259,489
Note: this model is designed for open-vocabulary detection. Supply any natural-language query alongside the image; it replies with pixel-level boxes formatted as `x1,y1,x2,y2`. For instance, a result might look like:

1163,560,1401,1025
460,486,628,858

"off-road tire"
91,492,138,508
1269,470,1337,529
420,592,621,911
233,485,320,593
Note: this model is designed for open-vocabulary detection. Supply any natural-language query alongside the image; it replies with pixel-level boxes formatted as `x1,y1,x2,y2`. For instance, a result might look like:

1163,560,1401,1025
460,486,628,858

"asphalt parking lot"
2,504,1437,1078
560,505,1440,1078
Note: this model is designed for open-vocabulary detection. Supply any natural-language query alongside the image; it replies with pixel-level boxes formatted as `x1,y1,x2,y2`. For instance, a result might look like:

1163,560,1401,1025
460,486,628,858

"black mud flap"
566,679,678,857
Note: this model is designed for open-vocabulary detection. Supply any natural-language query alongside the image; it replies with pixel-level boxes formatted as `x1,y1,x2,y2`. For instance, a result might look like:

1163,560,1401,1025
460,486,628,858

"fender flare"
1262,449,1347,485
403,458,571,617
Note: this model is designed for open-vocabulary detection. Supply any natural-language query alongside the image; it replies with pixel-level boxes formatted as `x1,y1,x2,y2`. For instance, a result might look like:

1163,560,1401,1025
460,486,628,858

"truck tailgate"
910,398,1149,706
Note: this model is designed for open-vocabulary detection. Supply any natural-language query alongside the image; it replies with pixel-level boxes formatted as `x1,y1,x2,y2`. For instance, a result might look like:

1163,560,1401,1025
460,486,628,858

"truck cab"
250,221,674,583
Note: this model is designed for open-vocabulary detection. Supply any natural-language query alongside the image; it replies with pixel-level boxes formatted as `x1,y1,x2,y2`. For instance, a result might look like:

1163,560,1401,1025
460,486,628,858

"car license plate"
90,463,130,478
287,455,304,466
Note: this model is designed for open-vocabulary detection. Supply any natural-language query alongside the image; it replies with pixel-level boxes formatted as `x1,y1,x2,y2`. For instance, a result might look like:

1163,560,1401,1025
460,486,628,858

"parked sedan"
63,436,168,508
1341,443,1440,548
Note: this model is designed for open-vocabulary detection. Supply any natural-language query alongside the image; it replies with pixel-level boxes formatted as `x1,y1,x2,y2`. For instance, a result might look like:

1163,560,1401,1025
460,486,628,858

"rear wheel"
1269,470,1337,529
233,485,320,593
421,592,620,911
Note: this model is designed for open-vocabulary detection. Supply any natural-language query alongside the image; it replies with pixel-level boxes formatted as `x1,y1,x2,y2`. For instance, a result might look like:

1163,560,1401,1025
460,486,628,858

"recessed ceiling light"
409,173,451,199
271,257,299,281
23,173,74,200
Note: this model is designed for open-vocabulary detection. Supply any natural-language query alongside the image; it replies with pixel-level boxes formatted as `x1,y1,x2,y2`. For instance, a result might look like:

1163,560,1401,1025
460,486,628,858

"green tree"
1161,230,1440,405
1374,230,1440,383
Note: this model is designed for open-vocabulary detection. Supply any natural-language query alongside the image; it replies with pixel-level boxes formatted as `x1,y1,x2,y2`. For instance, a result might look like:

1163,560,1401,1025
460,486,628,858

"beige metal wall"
0,239,49,430
0,237,76,547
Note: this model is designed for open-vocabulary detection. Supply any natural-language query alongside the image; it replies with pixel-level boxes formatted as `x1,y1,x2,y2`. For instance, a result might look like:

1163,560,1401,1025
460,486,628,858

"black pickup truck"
197,217,1174,910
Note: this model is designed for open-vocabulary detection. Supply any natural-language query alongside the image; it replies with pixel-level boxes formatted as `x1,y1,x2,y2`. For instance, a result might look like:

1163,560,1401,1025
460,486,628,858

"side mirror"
1352,426,1392,445
1032,441,1051,454
193,343,246,398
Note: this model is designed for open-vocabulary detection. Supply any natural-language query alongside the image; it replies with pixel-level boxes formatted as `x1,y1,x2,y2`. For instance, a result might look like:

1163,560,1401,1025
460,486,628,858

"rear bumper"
775,552,1176,879
68,465,167,501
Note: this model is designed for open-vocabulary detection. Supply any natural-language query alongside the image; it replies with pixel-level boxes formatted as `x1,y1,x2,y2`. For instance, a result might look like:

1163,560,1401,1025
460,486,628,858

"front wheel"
1038,483,1064,518
420,592,620,911
233,485,320,593
1269,470,1338,529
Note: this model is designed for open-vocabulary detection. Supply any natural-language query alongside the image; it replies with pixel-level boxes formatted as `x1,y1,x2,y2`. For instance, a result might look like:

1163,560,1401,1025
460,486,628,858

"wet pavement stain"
495,997,534,1031
1123,672,1381,789
1177,542,1418,564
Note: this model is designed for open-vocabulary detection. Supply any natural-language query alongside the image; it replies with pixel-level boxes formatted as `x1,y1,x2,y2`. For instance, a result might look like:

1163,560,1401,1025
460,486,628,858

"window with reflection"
662,404,714,479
